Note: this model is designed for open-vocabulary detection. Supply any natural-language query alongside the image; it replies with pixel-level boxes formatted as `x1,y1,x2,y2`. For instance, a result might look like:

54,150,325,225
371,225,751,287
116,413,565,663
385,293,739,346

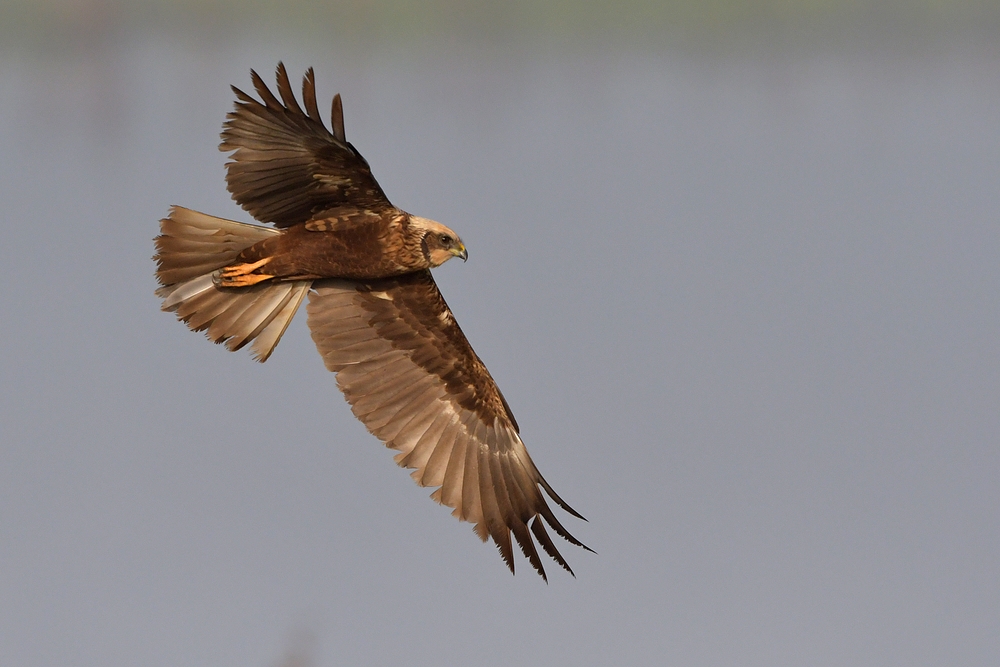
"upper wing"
306,271,590,580
220,63,392,228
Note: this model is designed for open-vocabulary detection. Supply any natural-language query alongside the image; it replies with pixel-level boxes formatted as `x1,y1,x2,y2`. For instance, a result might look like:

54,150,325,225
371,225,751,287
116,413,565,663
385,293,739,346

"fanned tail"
154,206,311,362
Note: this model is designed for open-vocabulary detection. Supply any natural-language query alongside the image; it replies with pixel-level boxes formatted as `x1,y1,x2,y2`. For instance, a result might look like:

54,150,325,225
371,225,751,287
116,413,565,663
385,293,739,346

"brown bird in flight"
154,63,590,579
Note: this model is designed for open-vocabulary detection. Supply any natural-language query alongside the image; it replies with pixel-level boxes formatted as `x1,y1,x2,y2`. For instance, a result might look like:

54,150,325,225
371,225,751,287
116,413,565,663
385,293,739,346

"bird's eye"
440,234,451,245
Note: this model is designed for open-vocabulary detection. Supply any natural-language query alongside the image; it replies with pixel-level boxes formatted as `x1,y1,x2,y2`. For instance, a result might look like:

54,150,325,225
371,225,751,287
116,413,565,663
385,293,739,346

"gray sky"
1,8,998,667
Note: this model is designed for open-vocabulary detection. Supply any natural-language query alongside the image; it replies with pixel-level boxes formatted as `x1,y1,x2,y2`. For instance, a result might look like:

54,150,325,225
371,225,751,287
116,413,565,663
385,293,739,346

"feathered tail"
154,206,311,362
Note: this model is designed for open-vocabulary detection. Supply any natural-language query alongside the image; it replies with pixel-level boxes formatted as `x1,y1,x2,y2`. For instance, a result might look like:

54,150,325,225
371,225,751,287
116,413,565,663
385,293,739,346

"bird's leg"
216,257,274,287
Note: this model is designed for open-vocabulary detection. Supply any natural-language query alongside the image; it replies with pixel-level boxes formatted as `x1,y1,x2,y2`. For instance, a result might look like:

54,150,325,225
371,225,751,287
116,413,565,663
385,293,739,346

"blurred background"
1,2,998,666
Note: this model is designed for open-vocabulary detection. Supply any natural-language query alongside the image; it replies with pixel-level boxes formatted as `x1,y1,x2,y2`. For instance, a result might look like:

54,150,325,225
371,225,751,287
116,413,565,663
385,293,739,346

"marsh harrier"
154,64,589,579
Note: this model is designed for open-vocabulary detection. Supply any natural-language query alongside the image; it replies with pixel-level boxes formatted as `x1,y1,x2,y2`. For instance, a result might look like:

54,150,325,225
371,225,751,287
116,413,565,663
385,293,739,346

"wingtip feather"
331,93,346,142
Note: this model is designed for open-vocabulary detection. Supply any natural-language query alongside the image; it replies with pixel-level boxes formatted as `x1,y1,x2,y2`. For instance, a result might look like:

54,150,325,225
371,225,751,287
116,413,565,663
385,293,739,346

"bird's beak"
451,243,468,262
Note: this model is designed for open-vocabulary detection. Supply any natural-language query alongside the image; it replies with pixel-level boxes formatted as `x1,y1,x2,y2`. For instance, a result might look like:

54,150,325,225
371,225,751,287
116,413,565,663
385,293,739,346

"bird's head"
411,216,468,267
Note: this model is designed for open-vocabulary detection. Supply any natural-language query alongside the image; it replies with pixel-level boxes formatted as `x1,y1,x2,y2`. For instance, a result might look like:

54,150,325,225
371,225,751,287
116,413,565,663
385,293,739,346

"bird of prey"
154,63,590,579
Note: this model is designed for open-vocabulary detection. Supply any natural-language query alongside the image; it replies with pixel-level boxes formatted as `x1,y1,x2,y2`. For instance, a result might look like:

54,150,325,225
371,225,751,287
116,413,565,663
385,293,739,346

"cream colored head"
410,215,468,267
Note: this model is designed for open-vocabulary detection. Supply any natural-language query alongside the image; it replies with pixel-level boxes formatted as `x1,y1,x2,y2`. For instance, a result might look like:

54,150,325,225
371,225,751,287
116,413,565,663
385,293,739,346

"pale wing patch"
303,209,383,232
304,220,332,232
313,174,351,187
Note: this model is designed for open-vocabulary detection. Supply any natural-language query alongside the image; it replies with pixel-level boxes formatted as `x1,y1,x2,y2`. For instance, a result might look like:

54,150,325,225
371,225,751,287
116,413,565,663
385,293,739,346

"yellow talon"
218,272,274,287
220,257,272,277
216,257,274,287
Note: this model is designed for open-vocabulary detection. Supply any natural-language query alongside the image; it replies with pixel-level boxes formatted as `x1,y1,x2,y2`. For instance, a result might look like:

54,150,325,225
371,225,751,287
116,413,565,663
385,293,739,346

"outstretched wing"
307,271,590,580
220,62,392,228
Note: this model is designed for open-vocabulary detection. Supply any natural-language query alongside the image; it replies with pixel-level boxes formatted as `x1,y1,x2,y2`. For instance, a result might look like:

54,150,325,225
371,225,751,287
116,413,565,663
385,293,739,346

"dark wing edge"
306,272,591,580
220,62,392,228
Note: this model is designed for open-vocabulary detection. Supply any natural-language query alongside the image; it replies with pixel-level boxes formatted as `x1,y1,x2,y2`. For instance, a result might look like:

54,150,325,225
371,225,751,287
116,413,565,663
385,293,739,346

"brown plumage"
153,63,590,580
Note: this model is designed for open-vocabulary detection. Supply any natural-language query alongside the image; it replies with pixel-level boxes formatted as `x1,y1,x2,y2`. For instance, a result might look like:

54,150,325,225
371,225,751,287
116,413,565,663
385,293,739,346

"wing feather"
400,410,453,472
302,68,323,123
274,62,305,116
461,425,484,528
351,370,429,421
221,63,392,227
250,68,282,108
306,273,588,578
367,383,441,437
530,517,574,576
479,448,513,571
340,355,416,396
438,430,467,511
419,418,460,487
390,401,445,464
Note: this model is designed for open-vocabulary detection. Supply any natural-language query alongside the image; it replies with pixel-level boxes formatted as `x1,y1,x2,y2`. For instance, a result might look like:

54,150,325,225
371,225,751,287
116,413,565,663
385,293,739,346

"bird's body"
226,211,455,281
154,63,589,579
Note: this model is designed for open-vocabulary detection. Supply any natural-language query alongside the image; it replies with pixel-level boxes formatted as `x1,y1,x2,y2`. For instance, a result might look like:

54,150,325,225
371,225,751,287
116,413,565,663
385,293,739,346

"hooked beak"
451,243,468,262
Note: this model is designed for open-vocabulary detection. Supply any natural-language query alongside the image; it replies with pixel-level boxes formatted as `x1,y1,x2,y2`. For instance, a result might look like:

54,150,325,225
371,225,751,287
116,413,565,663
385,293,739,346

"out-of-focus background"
2,2,998,666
